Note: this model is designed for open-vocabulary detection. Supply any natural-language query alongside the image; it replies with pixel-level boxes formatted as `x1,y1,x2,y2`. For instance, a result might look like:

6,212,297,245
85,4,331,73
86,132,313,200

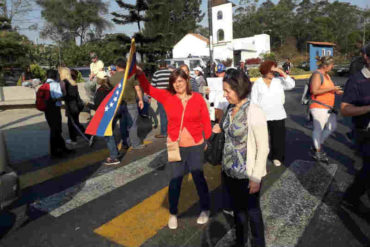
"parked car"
297,61,309,71
334,64,350,76
163,57,207,77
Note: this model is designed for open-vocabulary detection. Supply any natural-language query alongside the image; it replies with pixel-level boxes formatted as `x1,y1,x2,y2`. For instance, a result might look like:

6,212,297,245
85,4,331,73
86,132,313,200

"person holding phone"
309,56,343,162
251,60,295,167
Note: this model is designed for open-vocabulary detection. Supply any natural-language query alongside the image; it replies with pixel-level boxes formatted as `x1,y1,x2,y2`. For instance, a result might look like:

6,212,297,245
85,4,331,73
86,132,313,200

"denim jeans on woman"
168,143,210,215
222,172,266,247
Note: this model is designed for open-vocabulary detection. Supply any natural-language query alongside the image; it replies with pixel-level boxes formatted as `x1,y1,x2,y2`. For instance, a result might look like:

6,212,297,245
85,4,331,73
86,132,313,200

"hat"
216,63,226,73
90,52,97,59
194,66,203,73
109,65,116,71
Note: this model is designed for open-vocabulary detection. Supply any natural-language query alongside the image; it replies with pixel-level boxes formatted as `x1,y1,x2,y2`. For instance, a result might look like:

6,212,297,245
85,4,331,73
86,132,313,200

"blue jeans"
119,103,142,148
157,102,167,136
168,144,210,215
104,114,120,159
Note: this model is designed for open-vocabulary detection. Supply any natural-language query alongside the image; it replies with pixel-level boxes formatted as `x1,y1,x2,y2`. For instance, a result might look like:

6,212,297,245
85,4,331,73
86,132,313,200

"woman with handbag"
309,56,343,162
59,67,93,146
212,69,269,247
136,67,212,230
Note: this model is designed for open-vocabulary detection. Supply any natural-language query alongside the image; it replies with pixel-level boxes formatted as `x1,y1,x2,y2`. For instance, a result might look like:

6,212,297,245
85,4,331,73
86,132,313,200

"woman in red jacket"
136,67,212,230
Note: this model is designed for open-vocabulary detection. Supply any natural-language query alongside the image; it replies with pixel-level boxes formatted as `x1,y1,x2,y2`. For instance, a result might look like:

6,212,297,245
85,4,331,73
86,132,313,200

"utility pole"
208,0,213,73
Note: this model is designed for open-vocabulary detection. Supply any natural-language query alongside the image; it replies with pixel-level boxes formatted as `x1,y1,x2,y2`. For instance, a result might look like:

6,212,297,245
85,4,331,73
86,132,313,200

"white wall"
213,44,233,61
172,34,209,58
254,34,271,56
212,3,233,44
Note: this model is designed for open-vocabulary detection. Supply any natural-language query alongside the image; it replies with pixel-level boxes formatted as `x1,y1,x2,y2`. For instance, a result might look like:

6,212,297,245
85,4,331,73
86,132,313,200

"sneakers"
66,139,77,145
273,159,282,166
103,157,120,166
196,210,210,224
222,209,234,217
312,151,329,163
168,214,178,229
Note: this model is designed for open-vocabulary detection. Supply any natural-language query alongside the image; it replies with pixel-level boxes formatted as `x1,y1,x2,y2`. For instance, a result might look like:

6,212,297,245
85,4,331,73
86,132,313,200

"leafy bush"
76,70,84,83
248,68,261,78
262,52,277,62
290,67,309,75
30,64,46,82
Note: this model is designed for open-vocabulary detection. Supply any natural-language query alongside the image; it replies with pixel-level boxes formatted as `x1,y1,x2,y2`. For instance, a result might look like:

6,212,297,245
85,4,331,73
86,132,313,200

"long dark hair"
168,69,192,95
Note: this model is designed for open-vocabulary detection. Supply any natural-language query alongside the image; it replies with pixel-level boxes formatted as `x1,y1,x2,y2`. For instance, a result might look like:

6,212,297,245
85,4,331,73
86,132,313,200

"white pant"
310,108,337,150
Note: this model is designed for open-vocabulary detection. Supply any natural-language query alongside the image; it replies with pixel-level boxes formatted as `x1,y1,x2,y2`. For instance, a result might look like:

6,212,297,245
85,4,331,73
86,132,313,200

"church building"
172,0,271,65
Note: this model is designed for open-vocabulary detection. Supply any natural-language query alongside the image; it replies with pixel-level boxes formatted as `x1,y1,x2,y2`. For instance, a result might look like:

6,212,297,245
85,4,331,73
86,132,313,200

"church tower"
211,0,234,44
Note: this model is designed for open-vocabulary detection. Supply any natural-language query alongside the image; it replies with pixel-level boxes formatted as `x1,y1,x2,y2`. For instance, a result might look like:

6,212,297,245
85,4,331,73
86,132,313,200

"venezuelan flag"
85,39,137,136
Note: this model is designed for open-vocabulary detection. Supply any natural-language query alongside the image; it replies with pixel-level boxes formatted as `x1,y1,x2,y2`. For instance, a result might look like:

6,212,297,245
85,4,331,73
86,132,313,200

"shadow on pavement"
0,112,44,130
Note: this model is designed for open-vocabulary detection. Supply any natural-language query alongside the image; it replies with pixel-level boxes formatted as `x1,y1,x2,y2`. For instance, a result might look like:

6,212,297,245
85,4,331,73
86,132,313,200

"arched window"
217,11,223,20
217,29,224,42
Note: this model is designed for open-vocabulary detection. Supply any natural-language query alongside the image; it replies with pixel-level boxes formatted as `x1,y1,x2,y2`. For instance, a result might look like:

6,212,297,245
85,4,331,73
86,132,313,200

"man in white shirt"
85,52,104,103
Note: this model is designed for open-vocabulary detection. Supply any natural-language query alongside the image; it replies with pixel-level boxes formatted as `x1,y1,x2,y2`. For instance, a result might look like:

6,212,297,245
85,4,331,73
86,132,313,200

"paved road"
0,77,369,247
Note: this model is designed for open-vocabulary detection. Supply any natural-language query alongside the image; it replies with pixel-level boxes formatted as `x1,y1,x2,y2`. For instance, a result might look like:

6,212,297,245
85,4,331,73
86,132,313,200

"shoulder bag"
167,101,188,162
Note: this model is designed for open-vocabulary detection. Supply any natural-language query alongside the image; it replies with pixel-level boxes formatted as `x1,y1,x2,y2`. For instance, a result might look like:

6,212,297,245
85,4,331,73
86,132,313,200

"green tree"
112,0,164,61
143,0,204,60
36,0,112,45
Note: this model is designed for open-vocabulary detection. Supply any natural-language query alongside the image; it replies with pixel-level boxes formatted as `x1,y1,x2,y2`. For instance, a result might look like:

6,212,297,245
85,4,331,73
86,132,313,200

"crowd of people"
37,42,370,247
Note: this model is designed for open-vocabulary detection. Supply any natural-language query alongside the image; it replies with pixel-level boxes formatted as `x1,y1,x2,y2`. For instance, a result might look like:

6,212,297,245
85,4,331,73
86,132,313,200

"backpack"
35,83,51,111
301,71,324,105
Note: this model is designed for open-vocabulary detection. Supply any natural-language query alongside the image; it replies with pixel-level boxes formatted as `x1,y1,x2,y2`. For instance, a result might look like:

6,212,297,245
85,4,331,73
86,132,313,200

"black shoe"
63,148,75,154
311,151,329,163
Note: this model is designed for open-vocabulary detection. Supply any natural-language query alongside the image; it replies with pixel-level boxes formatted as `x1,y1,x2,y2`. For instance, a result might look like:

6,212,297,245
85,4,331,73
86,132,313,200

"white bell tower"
212,0,233,44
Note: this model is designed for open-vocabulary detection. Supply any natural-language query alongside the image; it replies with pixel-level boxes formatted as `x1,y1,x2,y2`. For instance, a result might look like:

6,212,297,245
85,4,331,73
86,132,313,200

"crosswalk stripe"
20,149,109,189
19,140,153,189
31,149,165,217
94,164,222,247
215,160,337,247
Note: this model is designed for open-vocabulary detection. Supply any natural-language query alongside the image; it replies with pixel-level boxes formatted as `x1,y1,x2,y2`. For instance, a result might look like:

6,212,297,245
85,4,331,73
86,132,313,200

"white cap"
193,66,203,73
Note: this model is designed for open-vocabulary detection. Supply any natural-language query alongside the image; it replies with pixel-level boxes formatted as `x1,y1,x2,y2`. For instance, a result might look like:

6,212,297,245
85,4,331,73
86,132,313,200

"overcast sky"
11,0,369,44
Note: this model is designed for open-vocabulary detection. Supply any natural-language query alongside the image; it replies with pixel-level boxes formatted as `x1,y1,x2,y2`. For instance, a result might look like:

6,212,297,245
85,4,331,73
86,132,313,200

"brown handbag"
167,101,188,162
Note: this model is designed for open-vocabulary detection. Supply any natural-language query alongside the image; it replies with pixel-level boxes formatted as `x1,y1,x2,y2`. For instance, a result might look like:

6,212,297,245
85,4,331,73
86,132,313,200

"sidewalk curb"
250,73,311,82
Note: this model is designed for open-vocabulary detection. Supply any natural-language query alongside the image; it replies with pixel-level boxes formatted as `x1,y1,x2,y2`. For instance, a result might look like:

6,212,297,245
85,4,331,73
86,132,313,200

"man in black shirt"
341,43,370,212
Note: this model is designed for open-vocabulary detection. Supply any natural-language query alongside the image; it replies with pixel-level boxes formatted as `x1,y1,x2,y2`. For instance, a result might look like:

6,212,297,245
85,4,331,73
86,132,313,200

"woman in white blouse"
251,60,295,166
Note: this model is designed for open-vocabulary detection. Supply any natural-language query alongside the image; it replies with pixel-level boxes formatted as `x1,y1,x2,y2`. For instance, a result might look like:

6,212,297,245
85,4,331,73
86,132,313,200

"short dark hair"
168,69,192,95
115,58,127,69
159,60,167,68
47,69,58,80
223,69,252,100
259,60,277,76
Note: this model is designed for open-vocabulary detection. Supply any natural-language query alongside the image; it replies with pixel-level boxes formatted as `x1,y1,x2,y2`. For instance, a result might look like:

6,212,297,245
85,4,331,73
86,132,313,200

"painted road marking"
20,141,152,189
249,73,311,82
94,164,222,247
31,149,165,217
216,160,337,247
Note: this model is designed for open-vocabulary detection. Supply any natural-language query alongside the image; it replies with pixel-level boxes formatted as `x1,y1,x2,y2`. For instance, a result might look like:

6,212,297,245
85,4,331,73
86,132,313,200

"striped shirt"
151,68,171,89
